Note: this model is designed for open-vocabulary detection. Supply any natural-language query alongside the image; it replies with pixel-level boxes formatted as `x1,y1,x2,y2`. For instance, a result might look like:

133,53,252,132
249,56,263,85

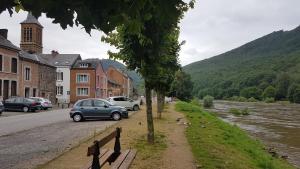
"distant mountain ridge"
101,59,142,87
183,25,300,99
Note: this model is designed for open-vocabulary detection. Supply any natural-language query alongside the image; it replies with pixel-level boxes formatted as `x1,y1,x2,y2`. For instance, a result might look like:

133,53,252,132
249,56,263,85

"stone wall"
39,64,56,103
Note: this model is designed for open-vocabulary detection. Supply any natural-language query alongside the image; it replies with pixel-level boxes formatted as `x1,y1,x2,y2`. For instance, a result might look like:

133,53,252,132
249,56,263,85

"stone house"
39,52,81,104
0,29,21,101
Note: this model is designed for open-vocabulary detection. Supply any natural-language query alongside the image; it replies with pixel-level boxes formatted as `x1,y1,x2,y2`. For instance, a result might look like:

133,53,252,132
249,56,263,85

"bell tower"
20,12,43,54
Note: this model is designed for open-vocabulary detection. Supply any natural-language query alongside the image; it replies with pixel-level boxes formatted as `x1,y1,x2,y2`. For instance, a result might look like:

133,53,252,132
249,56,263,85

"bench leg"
92,142,101,169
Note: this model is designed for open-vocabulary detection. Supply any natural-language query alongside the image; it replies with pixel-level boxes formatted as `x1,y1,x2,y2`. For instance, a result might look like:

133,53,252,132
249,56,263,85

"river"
209,100,300,168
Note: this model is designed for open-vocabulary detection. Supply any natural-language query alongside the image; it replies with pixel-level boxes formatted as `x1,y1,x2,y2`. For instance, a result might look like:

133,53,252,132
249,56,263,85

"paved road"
0,108,71,136
0,108,132,169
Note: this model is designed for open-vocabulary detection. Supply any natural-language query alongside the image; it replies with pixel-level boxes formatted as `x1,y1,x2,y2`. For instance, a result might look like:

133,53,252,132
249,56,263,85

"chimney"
51,50,59,56
0,29,8,39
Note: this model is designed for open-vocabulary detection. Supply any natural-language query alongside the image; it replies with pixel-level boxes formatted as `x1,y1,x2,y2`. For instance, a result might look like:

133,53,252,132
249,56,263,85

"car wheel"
133,105,139,111
23,106,29,112
73,114,82,122
112,112,121,121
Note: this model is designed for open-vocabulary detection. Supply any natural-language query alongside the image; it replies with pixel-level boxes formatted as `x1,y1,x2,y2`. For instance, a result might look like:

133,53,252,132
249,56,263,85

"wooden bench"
85,127,137,169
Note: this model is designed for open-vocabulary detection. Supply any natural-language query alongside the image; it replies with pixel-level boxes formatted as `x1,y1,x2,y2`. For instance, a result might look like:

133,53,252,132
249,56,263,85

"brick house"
0,29,21,101
70,59,102,103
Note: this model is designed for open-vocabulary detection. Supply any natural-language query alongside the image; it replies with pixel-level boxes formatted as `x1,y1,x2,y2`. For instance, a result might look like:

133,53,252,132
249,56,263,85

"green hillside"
183,26,300,102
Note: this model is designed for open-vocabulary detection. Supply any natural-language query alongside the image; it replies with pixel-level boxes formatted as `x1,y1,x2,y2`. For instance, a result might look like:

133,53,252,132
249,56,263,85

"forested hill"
183,26,300,102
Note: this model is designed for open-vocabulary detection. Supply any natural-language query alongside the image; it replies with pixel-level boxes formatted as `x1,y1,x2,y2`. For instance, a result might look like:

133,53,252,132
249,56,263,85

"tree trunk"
157,91,162,119
157,91,165,119
145,82,154,144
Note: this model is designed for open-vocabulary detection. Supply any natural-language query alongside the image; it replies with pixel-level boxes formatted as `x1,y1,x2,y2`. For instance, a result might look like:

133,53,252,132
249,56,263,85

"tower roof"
21,13,43,27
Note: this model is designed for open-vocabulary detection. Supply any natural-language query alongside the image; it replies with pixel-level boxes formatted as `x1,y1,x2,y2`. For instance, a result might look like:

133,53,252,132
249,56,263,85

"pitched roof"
21,13,43,27
0,35,21,51
39,54,81,67
73,58,100,69
19,51,39,62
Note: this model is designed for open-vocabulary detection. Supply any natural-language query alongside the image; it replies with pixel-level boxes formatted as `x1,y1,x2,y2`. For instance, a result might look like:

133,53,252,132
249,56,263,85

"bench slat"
118,149,137,169
84,149,108,169
111,150,130,169
100,150,114,168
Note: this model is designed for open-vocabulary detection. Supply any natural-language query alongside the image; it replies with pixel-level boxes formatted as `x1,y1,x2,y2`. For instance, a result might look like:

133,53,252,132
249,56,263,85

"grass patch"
133,132,167,160
175,101,295,169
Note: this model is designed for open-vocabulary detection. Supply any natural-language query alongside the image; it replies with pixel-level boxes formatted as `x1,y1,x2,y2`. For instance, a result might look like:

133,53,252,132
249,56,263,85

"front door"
3,80,9,100
25,87,30,98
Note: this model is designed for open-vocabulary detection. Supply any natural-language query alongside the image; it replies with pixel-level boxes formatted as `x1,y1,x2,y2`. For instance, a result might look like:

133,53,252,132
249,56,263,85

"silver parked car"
30,97,53,110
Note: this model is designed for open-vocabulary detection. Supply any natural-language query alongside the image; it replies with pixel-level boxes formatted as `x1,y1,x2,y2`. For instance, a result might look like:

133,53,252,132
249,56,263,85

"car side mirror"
130,100,133,102
104,104,109,108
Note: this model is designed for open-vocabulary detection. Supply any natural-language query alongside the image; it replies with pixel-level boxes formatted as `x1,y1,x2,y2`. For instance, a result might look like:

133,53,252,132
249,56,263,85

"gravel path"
0,118,117,169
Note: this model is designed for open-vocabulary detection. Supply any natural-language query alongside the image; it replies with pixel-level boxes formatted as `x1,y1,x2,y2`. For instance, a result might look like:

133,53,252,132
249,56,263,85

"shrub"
240,87,263,100
264,97,275,103
293,88,300,103
228,96,248,102
241,108,250,115
191,98,201,106
287,84,300,103
229,108,250,116
203,95,214,108
229,108,241,115
262,86,276,99
248,97,258,102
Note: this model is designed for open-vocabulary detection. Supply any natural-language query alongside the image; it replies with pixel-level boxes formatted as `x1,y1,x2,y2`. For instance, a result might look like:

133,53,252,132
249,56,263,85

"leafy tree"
171,70,194,101
288,83,300,103
275,73,291,100
293,88,300,103
101,1,194,143
154,28,182,119
240,87,263,100
262,86,276,99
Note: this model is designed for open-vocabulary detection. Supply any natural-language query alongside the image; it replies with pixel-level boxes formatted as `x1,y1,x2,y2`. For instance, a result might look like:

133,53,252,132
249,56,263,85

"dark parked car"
3,97,41,112
0,101,4,115
69,98,128,122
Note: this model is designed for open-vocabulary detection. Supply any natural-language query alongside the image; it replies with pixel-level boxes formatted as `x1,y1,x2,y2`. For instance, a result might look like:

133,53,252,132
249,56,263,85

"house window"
11,81,17,96
56,86,63,95
0,55,2,71
11,58,17,73
76,74,89,83
56,72,63,81
79,63,89,68
25,67,30,80
77,88,89,96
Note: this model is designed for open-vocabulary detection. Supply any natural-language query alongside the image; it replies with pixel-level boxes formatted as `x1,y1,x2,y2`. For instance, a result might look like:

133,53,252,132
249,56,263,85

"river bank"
209,100,300,167
176,101,295,169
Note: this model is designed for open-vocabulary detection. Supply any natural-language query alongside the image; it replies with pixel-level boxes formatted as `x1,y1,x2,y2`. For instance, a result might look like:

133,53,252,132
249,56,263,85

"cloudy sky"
1,0,300,66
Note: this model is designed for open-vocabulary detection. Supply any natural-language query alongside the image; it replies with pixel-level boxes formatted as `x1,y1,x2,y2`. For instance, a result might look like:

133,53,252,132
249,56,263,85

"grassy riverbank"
175,101,295,169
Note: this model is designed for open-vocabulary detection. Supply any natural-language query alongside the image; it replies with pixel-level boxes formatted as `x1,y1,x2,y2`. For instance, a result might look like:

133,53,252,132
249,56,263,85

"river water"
209,101,300,167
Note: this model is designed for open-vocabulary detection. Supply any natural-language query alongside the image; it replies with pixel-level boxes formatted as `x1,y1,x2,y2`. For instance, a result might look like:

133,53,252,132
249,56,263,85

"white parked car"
30,97,53,110
107,96,140,111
